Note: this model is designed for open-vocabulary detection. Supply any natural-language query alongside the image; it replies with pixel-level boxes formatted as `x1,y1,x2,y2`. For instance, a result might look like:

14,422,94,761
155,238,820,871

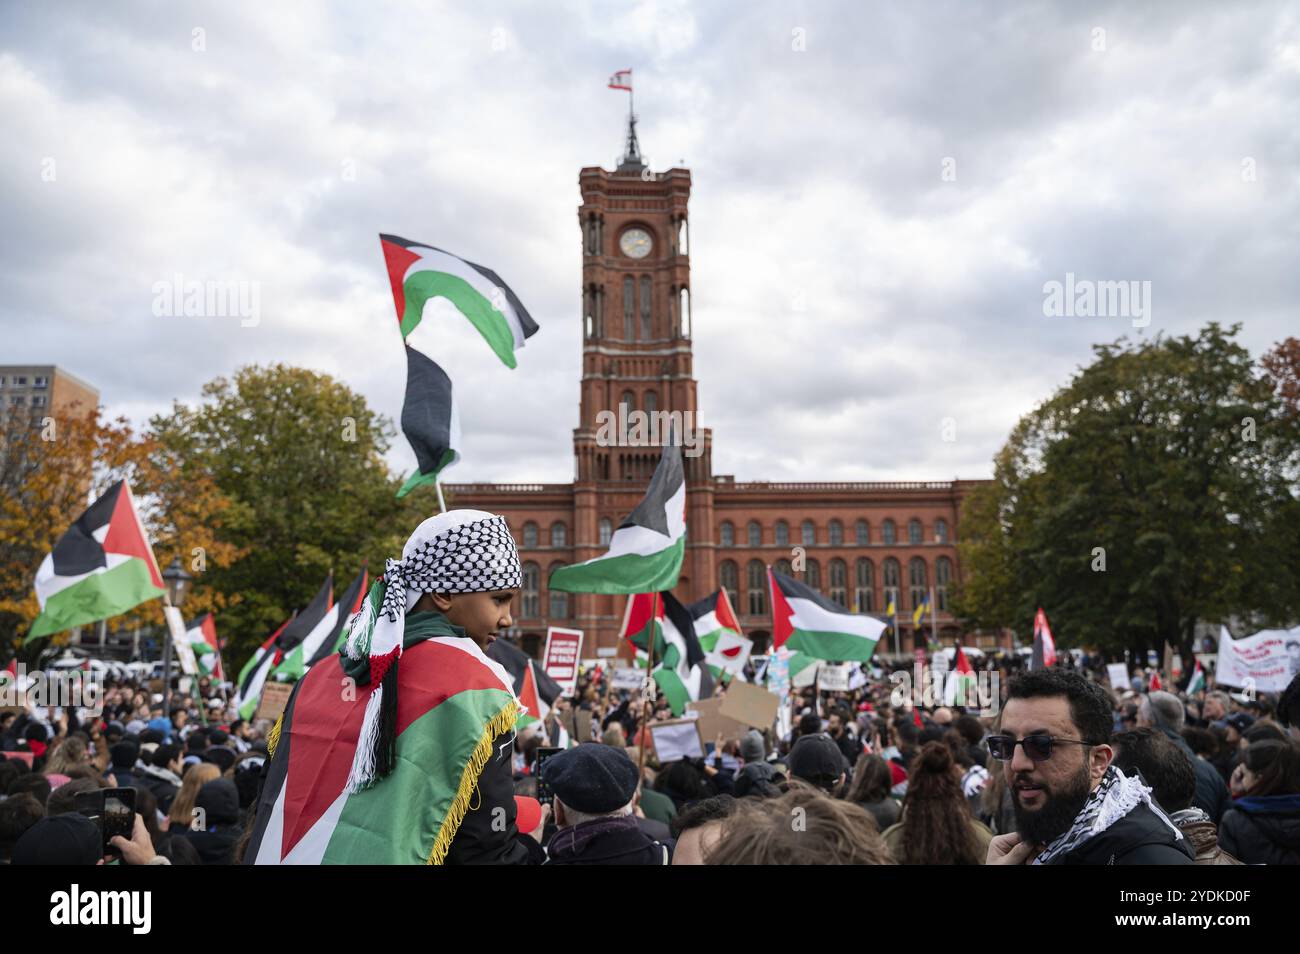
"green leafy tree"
955,323,1300,662
148,364,432,666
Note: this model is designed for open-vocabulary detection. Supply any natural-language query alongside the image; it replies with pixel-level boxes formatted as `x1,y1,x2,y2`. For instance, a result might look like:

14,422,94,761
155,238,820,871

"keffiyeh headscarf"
1032,765,1184,864
339,509,522,792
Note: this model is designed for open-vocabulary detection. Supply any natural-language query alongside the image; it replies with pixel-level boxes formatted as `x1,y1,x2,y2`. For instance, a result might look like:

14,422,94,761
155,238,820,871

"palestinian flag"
516,660,549,729
236,618,288,709
28,481,165,642
273,568,369,682
487,638,563,706
1187,659,1206,695
769,569,885,662
186,614,223,679
1031,607,1057,670
549,440,685,594
618,591,712,715
944,642,979,707
379,233,539,369
245,632,519,864
238,576,333,720
397,346,461,498
688,589,750,678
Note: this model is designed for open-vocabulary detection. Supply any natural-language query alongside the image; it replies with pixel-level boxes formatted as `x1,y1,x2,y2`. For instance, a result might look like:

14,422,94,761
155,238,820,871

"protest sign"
817,663,852,691
688,697,748,742
1215,625,1299,693
1106,663,1130,690
719,679,781,730
255,681,293,722
650,719,704,762
542,627,583,696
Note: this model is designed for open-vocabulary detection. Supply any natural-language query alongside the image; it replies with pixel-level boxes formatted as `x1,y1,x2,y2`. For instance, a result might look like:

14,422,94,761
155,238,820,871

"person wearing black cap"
786,734,848,794
541,744,670,865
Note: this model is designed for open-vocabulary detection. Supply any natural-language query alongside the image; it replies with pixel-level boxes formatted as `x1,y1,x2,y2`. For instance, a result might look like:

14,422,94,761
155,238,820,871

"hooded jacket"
1217,794,1300,865
545,815,670,865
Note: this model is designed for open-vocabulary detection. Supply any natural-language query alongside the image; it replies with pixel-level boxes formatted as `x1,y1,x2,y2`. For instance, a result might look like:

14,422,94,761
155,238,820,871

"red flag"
955,642,973,675
1149,671,1162,691
912,707,924,729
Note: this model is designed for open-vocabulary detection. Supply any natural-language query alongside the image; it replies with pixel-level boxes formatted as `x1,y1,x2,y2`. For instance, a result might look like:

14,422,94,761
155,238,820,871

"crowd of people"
6,643,1296,866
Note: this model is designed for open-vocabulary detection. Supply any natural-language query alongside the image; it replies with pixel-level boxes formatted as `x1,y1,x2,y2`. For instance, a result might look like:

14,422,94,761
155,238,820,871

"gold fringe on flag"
426,699,521,865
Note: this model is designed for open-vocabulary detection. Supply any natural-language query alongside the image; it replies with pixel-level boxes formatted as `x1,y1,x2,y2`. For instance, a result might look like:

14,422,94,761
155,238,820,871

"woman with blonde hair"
44,736,92,776
169,762,220,829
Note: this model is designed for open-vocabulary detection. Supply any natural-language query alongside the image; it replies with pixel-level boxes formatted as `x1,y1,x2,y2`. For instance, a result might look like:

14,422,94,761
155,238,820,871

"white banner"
1106,663,1130,690
1214,625,1300,693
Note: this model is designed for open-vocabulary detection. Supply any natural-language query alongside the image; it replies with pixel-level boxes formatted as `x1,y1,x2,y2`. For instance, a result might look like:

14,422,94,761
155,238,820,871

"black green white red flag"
687,588,750,679
619,591,713,715
549,440,685,594
28,481,165,642
769,568,885,662
185,614,223,679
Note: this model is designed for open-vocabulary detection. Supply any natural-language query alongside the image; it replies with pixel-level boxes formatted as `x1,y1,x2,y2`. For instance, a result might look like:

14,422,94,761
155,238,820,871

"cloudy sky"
3,1,1298,484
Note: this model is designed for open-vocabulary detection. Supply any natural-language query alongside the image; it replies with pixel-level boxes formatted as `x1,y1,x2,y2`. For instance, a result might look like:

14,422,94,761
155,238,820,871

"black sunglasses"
987,734,1094,762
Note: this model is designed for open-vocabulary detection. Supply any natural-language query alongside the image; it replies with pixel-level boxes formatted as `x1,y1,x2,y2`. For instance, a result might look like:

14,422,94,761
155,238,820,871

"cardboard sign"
611,667,648,691
817,663,852,692
542,627,584,696
719,679,781,730
649,719,704,763
688,697,748,743
163,606,200,676
255,681,293,722
1106,663,1130,690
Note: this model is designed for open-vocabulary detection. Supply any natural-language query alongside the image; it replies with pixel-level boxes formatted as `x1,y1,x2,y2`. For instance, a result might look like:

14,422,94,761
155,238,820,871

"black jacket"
1217,795,1300,866
445,728,539,865
1047,801,1196,865
545,815,670,865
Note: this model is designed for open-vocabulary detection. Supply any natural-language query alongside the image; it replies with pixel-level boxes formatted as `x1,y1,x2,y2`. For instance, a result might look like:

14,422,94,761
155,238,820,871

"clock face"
620,227,653,259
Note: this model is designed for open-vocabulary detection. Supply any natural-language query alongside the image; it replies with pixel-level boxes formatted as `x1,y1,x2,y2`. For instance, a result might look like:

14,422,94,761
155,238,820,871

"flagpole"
637,591,658,780
434,477,447,514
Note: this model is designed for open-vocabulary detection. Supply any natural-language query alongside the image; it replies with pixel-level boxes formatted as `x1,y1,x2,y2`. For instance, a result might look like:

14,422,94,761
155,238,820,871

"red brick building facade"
447,133,996,661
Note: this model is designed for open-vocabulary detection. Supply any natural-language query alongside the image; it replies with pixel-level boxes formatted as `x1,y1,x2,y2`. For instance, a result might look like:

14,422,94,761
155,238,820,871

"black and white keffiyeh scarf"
1032,765,1183,864
339,510,522,792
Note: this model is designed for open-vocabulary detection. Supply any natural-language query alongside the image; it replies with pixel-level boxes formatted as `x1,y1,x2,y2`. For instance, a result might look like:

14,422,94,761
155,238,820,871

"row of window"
7,395,47,406
721,556,953,616
720,517,948,547
522,517,950,551
0,376,48,388
583,285,692,340
518,520,615,549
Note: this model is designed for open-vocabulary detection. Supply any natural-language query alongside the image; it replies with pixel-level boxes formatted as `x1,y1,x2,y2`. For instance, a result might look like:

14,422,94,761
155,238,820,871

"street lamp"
160,557,192,724
162,557,192,609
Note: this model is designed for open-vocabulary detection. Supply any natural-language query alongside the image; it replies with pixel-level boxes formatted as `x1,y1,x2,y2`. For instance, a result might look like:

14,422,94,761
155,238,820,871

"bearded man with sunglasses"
985,669,1194,865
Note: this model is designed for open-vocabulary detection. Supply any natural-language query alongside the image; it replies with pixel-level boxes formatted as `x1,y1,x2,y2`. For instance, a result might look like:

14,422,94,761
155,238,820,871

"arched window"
908,558,928,611
829,558,847,607
720,560,739,612
936,557,952,611
909,519,923,545
829,520,843,546
680,287,691,338
645,390,657,416
855,558,875,613
623,277,635,339
548,563,568,618
805,559,821,590
746,560,766,616
775,520,789,547
719,521,734,547
640,276,652,339
775,558,793,577
522,522,538,549
522,562,540,618
801,520,815,546
855,519,870,545
584,287,594,339
747,521,761,547
935,518,949,544
621,391,635,415
550,522,567,548
882,519,896,545
599,518,612,546
883,558,901,611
